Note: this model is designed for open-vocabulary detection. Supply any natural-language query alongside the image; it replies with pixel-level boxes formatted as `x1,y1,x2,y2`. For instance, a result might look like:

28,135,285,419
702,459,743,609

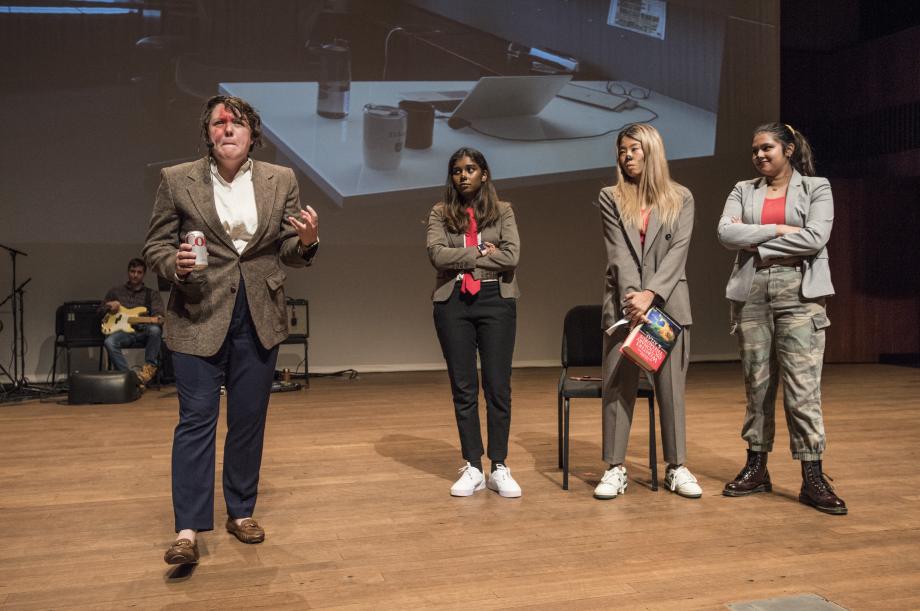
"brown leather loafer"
164,538,199,564
226,517,265,544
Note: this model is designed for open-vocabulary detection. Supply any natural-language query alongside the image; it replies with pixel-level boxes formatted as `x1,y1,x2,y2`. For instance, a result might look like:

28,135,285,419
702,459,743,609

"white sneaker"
487,465,522,498
594,465,628,499
450,462,486,497
665,465,703,498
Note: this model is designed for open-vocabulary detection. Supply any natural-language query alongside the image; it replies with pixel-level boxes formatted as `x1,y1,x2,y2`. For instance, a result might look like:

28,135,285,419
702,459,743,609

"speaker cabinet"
69,371,141,405
63,301,104,346
286,298,309,339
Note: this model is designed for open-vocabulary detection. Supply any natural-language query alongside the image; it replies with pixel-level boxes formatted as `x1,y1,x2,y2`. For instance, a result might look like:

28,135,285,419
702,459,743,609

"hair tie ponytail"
753,121,816,177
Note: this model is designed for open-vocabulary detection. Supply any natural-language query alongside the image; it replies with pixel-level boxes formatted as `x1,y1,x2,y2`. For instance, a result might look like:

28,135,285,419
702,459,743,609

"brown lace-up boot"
799,460,847,515
138,363,158,385
723,449,771,497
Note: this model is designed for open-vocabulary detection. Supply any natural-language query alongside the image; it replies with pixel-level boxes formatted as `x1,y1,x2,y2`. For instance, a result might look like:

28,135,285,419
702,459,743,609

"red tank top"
761,195,786,225
639,207,651,246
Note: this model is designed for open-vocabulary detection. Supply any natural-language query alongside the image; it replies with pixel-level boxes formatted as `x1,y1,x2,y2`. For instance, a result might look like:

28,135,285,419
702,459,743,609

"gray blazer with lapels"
598,185,695,331
426,200,520,302
717,170,834,301
143,157,317,356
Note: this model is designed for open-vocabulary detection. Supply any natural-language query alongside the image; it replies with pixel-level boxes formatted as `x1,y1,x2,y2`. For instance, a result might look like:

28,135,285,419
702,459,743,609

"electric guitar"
101,306,162,336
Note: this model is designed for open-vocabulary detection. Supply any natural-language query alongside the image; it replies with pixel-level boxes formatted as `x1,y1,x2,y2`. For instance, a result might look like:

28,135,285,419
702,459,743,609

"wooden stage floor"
1,363,918,610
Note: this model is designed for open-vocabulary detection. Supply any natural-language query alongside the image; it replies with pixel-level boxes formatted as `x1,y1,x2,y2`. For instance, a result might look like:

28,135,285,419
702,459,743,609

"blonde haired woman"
594,123,700,500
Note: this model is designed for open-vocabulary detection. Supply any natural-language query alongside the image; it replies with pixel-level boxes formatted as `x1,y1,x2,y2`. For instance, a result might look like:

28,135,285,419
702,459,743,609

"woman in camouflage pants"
716,123,846,515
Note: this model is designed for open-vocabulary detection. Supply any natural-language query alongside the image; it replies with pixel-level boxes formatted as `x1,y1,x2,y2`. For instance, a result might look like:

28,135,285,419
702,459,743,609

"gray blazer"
599,186,694,331
426,200,520,302
717,170,834,301
143,157,316,356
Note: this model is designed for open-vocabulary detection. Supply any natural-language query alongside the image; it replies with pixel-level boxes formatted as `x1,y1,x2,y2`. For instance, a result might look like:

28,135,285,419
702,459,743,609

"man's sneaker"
450,462,485,497
665,465,703,498
594,465,628,499
487,465,522,498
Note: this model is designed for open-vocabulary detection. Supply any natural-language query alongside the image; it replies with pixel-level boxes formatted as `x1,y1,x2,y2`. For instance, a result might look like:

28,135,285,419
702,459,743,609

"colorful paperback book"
619,307,682,372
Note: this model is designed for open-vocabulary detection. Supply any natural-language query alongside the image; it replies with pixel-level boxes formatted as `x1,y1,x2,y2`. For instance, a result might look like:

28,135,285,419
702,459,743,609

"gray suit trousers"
602,327,689,466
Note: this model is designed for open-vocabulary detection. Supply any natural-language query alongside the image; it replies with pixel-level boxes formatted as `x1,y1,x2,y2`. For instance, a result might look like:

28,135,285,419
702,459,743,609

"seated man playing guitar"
100,258,165,384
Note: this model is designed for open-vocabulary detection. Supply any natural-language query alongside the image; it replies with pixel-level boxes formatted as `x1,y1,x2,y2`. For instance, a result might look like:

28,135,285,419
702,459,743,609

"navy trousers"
170,276,279,532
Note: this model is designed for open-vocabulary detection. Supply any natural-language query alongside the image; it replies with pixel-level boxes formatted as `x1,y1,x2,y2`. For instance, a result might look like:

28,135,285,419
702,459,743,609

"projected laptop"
398,88,469,112
447,74,573,129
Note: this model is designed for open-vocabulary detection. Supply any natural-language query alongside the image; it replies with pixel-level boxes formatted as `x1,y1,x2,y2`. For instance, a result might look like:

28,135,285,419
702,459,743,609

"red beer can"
186,231,208,270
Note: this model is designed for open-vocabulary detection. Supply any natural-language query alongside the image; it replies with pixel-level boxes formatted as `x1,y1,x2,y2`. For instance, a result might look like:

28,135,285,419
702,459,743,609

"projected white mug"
362,104,407,171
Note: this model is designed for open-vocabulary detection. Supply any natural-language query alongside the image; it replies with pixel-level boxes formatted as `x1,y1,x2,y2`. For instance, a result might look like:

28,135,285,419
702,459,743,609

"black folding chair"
50,301,105,388
557,305,658,491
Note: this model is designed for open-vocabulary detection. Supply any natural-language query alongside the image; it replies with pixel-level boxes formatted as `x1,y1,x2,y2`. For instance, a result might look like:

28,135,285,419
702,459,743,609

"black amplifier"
69,371,141,404
62,301,104,345
286,298,309,339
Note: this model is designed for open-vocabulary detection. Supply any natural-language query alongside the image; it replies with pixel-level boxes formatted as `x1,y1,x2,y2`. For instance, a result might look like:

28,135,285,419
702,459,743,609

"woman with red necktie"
427,147,522,498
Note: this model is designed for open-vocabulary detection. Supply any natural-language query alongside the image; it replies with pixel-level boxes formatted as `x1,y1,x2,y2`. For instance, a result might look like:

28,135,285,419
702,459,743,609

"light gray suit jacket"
143,157,316,356
426,200,520,302
717,170,834,301
599,186,694,331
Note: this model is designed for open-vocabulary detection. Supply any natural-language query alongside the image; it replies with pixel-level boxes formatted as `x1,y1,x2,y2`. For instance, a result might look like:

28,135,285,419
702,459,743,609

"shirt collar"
210,158,253,186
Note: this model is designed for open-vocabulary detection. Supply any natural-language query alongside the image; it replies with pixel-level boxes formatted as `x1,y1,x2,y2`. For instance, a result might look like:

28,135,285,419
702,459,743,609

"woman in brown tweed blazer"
145,95,319,565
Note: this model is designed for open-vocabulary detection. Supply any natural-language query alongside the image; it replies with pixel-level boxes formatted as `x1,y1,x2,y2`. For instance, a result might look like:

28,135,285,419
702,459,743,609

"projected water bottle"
316,40,351,119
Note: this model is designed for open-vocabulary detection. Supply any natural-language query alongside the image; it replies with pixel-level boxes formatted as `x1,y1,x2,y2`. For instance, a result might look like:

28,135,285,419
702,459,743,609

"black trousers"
170,276,279,532
434,282,516,464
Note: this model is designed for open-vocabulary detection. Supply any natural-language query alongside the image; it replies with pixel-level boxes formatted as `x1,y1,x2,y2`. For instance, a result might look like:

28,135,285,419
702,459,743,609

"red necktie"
461,207,480,295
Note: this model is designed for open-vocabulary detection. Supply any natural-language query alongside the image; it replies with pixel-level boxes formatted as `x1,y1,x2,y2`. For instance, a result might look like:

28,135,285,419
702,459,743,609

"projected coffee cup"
398,100,435,149
362,104,407,171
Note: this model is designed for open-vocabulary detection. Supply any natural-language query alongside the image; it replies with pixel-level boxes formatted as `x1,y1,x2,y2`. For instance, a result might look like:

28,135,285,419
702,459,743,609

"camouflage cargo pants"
730,266,830,460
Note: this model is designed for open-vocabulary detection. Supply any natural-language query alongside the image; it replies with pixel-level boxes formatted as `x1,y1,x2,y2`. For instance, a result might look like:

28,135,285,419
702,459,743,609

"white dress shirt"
211,159,257,255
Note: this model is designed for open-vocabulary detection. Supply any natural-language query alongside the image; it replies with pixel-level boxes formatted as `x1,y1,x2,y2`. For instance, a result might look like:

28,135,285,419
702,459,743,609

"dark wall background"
781,0,920,363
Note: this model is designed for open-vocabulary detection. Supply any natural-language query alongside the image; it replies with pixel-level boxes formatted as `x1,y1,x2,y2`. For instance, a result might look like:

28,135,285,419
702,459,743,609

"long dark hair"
753,122,816,176
441,147,501,234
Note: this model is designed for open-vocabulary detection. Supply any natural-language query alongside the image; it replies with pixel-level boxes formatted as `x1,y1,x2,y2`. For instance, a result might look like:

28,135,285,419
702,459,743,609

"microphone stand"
0,243,26,393
0,282,22,392
16,278,40,394
0,244,53,402
0,314,12,394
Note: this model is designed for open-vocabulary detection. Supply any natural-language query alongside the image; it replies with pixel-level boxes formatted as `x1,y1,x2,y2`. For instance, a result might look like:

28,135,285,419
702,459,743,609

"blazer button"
230,286,237,294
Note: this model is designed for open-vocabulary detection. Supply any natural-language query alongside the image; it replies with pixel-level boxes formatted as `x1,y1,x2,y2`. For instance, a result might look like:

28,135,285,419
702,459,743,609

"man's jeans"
103,325,162,371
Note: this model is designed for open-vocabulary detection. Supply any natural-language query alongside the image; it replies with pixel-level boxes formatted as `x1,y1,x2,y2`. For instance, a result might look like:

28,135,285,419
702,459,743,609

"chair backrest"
54,304,66,340
561,305,603,368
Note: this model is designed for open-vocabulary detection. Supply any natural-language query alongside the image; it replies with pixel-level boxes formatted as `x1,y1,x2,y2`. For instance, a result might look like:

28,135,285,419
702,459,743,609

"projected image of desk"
219,80,716,207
